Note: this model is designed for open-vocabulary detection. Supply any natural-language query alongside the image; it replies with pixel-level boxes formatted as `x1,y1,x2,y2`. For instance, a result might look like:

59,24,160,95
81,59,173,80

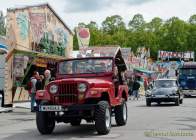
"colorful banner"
158,51,194,60
76,27,90,50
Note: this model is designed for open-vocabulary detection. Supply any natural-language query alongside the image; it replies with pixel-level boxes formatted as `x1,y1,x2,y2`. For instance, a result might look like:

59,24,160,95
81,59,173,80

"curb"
0,107,13,113
13,102,31,109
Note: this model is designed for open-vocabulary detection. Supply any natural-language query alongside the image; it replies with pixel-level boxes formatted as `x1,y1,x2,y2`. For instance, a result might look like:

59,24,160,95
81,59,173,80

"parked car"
35,48,128,135
145,79,183,106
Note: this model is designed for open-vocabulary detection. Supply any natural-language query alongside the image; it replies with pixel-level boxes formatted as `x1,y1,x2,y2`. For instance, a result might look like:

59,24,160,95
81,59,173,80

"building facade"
4,3,73,105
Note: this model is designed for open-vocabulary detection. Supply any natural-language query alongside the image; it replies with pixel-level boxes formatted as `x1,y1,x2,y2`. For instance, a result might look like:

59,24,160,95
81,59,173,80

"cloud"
125,0,156,5
64,0,111,13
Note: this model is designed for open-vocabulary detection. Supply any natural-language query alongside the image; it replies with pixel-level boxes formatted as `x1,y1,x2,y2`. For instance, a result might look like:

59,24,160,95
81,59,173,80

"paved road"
1,98,196,140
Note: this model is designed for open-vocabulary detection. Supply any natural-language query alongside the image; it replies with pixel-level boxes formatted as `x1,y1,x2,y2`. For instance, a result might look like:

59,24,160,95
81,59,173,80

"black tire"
36,100,55,135
115,100,128,126
70,119,81,126
146,100,151,106
95,101,111,135
180,99,183,104
157,102,161,105
36,112,55,134
175,98,180,106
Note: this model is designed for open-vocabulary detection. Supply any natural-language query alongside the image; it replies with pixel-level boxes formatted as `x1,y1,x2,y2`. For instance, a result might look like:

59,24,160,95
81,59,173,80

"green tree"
160,17,189,51
145,17,163,57
146,17,163,32
86,21,98,30
78,22,86,28
73,14,196,59
128,14,145,31
0,11,6,36
189,14,196,24
187,23,196,54
102,15,126,34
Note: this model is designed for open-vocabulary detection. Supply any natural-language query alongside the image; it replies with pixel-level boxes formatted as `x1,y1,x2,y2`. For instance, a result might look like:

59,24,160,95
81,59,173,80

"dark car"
145,79,183,106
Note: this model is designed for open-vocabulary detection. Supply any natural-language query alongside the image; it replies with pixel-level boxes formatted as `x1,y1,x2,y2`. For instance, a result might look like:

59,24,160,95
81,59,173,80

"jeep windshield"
58,58,113,75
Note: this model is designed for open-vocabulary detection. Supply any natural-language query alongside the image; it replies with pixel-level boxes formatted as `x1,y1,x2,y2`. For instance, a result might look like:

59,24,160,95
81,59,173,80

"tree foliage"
73,14,196,58
0,11,6,36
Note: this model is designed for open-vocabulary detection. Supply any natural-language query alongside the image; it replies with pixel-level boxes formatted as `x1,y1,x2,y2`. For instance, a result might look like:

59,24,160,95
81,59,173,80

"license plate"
155,95,165,98
39,105,62,111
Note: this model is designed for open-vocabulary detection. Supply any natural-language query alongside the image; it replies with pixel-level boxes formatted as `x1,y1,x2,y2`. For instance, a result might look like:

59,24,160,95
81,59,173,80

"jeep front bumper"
34,104,98,112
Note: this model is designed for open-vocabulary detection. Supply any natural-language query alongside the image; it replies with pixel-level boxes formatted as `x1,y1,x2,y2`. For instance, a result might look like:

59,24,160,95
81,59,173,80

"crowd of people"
28,69,52,112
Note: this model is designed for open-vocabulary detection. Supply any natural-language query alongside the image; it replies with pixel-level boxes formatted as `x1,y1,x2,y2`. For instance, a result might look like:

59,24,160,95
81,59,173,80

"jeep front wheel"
95,101,111,135
115,100,128,126
36,112,55,135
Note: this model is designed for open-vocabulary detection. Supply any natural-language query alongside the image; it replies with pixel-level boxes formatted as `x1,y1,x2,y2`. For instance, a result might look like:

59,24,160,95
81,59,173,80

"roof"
134,67,155,74
7,3,74,35
6,48,65,62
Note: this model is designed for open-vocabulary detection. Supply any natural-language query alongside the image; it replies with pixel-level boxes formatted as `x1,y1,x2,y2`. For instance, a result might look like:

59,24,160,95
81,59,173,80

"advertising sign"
158,51,194,60
76,27,90,50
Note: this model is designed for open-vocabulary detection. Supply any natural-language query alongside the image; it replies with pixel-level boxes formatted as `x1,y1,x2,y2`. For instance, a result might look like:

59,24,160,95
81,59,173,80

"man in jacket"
132,78,140,100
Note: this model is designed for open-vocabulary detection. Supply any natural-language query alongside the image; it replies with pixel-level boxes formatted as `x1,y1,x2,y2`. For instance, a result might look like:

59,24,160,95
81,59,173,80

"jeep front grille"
54,82,78,105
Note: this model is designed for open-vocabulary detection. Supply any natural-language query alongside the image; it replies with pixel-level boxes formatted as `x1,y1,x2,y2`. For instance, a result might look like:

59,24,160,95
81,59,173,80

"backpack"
24,77,35,94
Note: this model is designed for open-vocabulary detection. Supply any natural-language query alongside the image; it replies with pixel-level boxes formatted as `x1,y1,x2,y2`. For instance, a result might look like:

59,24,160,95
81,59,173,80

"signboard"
76,27,90,50
158,51,194,60
35,58,47,67
14,55,25,77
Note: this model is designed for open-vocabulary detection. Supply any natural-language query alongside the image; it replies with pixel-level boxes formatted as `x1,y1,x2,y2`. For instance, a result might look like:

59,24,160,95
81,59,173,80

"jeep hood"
51,78,113,87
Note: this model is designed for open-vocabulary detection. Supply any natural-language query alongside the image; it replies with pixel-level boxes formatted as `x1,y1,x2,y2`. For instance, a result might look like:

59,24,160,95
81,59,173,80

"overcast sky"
0,0,196,30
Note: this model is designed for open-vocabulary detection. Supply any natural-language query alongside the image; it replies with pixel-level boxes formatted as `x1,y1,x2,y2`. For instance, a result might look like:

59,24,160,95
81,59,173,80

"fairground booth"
5,49,66,106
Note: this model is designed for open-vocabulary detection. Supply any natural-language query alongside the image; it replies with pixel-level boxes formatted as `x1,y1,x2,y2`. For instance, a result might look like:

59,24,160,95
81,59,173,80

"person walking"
132,78,140,100
36,75,44,90
128,78,134,97
29,71,39,112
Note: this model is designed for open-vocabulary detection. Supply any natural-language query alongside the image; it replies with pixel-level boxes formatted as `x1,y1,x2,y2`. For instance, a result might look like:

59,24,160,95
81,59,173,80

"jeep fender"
86,88,112,99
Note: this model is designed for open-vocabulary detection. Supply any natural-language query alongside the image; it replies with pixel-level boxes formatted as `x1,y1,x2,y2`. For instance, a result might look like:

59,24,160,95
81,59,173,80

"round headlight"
49,84,58,94
78,83,87,92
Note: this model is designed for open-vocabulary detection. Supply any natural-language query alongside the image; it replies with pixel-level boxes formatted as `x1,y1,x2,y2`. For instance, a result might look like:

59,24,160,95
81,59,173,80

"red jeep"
35,51,128,135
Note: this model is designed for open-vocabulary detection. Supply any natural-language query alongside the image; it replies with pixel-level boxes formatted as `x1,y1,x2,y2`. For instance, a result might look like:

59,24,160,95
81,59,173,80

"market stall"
5,48,66,105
